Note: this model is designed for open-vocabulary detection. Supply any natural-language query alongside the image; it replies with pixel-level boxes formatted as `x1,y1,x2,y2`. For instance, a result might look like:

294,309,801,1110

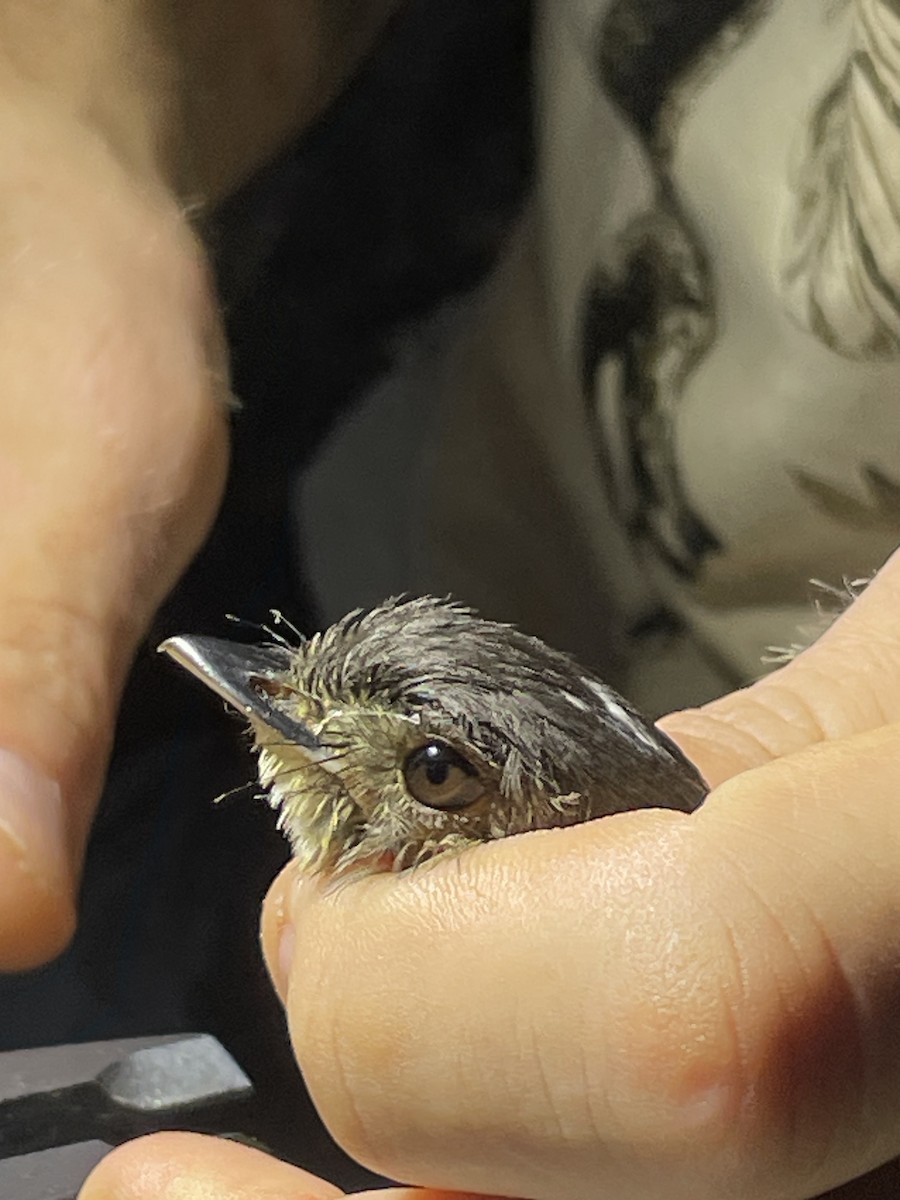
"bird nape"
159,596,707,875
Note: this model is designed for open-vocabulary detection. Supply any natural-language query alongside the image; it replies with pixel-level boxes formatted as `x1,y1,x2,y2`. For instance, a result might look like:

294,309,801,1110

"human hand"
0,0,399,973
75,552,900,1200
247,545,900,1199
0,89,229,970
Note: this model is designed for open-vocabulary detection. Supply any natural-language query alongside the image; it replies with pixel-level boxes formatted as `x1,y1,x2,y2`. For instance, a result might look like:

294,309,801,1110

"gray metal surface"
0,1035,254,1199
97,1037,249,1113
0,1142,112,1200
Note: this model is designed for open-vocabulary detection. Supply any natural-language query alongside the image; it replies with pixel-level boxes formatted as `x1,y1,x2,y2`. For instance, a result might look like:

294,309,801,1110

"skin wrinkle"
761,671,852,741
297,905,436,1170
740,869,811,1031
802,902,872,1171
579,1017,612,1160
475,830,729,1137
718,685,831,756
813,609,900,694
826,652,900,732
551,976,606,1150
303,883,528,1171
513,972,573,1150
325,1004,371,1169
326,1048,430,1179
786,658,892,737
710,795,853,997
852,970,900,1187
697,788,817,860
526,1022,565,1147
806,837,900,1151
529,1008,609,1158
715,914,753,1131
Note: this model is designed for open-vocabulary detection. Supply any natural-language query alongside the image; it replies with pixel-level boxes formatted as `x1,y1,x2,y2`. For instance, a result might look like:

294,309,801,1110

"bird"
159,596,707,876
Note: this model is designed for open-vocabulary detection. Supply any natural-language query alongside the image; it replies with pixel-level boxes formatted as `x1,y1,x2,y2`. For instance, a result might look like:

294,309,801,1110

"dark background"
0,1,533,1189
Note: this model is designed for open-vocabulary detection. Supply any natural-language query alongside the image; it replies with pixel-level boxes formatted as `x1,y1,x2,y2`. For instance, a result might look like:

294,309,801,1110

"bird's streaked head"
160,597,706,875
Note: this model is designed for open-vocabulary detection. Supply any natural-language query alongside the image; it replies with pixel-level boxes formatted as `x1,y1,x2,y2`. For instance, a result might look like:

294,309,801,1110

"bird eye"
403,740,485,810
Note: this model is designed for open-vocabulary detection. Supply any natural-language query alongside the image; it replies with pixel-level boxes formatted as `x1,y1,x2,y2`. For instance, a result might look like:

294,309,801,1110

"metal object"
0,1143,112,1200
0,1034,253,1200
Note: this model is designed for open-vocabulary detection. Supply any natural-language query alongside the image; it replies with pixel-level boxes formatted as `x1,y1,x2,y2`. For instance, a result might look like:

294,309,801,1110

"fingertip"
0,751,76,970
79,1138,156,1200
80,1132,343,1200
0,838,76,970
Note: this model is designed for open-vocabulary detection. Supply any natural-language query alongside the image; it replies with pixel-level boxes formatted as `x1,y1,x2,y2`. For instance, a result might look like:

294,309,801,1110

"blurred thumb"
0,432,228,973
0,203,228,972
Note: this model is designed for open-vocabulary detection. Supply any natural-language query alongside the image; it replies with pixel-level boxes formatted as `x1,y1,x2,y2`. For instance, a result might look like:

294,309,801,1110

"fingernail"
0,749,70,892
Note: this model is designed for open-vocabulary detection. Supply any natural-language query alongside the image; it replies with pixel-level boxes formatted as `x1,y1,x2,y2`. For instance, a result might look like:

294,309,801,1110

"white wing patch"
582,678,660,751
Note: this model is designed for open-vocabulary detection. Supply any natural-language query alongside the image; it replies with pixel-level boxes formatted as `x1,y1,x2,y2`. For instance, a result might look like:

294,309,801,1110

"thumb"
0,165,229,971
659,547,900,785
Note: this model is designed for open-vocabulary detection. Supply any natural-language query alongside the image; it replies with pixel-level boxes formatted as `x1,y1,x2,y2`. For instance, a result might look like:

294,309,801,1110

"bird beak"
158,634,323,753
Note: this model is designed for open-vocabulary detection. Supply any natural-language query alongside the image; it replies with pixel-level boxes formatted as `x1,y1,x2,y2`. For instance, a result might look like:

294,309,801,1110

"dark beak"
158,635,322,752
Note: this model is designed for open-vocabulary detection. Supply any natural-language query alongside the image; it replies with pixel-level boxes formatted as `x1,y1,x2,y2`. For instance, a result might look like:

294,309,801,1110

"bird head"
160,597,705,875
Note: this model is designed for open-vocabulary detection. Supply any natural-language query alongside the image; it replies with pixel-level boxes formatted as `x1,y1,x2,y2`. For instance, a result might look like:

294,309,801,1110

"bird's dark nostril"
251,676,289,699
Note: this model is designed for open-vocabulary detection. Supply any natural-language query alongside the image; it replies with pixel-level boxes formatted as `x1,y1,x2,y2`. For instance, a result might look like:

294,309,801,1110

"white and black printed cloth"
303,0,900,713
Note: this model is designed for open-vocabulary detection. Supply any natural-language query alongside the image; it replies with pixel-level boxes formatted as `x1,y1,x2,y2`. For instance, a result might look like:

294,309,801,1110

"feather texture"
165,597,708,875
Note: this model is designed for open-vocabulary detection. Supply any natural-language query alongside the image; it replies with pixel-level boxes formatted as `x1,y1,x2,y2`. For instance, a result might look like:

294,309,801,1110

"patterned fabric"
303,0,900,711
534,0,900,699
